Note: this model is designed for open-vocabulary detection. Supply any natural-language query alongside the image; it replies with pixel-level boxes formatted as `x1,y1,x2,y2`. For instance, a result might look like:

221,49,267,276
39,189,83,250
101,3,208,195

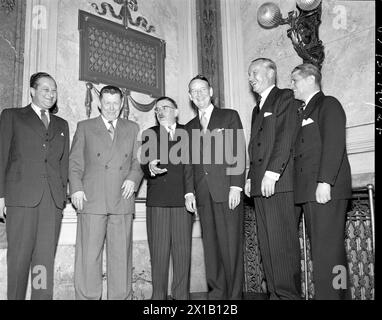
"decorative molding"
196,0,225,108
91,0,155,33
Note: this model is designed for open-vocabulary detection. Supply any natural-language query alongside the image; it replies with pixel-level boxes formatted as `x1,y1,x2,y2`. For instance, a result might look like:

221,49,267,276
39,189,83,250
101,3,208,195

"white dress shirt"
101,116,118,131
31,103,50,123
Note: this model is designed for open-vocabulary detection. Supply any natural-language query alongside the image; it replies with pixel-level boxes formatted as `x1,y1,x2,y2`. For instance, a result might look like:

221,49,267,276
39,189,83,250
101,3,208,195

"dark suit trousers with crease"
198,193,244,300
6,179,63,300
146,207,193,300
300,200,351,300
254,192,301,300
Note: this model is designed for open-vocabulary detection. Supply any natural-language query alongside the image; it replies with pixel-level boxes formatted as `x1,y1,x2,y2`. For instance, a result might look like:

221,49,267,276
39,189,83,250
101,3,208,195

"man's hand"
71,191,87,211
316,182,331,204
229,188,241,210
261,175,276,198
0,198,6,221
149,159,168,177
244,179,251,197
122,180,136,199
185,194,197,213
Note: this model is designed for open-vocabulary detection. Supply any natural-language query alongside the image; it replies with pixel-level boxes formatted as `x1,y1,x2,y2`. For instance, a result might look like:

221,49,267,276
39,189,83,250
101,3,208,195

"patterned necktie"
108,121,115,141
40,109,49,129
200,111,208,133
298,102,306,118
256,96,262,114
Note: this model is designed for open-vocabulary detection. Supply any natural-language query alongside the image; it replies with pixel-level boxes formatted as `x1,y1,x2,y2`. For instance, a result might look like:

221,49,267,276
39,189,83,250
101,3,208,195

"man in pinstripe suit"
141,97,194,300
245,58,301,299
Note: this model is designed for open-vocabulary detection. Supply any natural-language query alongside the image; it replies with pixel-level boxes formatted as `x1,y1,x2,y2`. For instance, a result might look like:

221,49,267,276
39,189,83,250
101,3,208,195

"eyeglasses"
190,87,209,96
154,105,177,113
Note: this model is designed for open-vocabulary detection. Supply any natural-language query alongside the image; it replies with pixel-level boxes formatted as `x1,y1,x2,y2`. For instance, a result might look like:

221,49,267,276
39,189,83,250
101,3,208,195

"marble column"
22,0,59,106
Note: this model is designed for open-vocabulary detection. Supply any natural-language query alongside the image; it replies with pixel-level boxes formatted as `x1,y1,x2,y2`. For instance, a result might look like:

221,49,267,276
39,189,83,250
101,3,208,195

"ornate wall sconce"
257,0,325,69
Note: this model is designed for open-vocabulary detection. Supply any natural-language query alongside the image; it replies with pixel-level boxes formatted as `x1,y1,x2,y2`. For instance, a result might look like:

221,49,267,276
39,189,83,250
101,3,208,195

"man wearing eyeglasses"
140,97,193,300
184,75,246,300
69,85,143,300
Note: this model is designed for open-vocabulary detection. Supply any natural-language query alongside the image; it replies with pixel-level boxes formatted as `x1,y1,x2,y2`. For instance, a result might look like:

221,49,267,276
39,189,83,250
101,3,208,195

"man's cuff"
184,193,194,199
230,186,243,192
265,171,280,181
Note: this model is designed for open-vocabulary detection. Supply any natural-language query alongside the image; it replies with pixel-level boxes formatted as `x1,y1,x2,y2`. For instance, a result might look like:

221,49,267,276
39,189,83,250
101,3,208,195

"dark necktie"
108,121,115,141
298,102,306,118
256,96,262,114
40,110,49,129
252,96,262,125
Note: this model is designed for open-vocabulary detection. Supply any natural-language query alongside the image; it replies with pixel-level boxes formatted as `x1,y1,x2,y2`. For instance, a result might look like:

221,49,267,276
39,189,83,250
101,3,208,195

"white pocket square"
61,132,65,136
302,118,314,127
216,128,225,132
264,112,273,118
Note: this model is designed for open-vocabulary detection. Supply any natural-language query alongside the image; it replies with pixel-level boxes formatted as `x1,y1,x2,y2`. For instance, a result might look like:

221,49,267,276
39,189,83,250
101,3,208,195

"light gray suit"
69,116,143,300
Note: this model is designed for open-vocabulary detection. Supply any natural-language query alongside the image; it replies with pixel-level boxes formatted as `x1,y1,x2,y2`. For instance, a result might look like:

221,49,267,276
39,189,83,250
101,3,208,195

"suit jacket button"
258,159,262,162
259,127,263,132
97,153,101,157
257,143,261,147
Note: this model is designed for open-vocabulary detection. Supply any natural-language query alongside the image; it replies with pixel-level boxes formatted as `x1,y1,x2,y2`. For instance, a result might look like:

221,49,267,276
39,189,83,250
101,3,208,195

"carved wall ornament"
0,0,15,14
91,0,155,33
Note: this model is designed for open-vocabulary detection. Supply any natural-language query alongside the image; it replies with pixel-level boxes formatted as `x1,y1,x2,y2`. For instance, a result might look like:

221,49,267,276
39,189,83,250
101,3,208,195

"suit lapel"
22,105,47,138
208,107,221,131
48,115,59,140
95,116,113,156
303,91,324,119
250,87,278,144
110,119,122,158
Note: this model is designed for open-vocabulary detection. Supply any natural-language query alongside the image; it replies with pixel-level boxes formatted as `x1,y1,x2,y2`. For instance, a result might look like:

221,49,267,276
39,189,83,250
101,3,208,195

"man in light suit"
0,72,69,300
184,75,246,300
69,85,143,300
245,58,301,299
141,96,193,300
291,63,351,299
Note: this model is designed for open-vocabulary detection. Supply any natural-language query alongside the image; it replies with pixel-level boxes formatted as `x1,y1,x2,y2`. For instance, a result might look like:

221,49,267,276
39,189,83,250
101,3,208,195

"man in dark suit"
184,75,246,300
0,72,69,300
245,58,301,299
291,63,352,300
69,85,143,300
140,96,193,300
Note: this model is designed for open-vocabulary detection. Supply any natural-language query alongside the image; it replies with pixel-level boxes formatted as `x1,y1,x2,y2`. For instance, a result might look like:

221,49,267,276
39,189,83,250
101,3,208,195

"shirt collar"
199,104,214,119
31,103,50,120
259,85,275,109
162,122,177,132
101,115,118,129
304,91,320,108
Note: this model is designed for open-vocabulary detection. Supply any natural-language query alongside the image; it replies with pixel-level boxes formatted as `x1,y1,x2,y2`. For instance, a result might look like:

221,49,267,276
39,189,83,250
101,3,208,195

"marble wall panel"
237,0,374,179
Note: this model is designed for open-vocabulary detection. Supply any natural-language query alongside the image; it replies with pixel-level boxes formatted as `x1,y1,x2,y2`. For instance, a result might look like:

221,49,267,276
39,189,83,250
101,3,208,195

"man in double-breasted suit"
184,75,246,300
246,58,301,299
291,63,351,299
0,72,69,300
141,96,193,300
69,85,143,300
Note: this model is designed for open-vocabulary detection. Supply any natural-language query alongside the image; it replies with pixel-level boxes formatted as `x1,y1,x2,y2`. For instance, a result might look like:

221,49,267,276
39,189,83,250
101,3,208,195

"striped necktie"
200,111,208,133
108,121,115,141
40,110,49,129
